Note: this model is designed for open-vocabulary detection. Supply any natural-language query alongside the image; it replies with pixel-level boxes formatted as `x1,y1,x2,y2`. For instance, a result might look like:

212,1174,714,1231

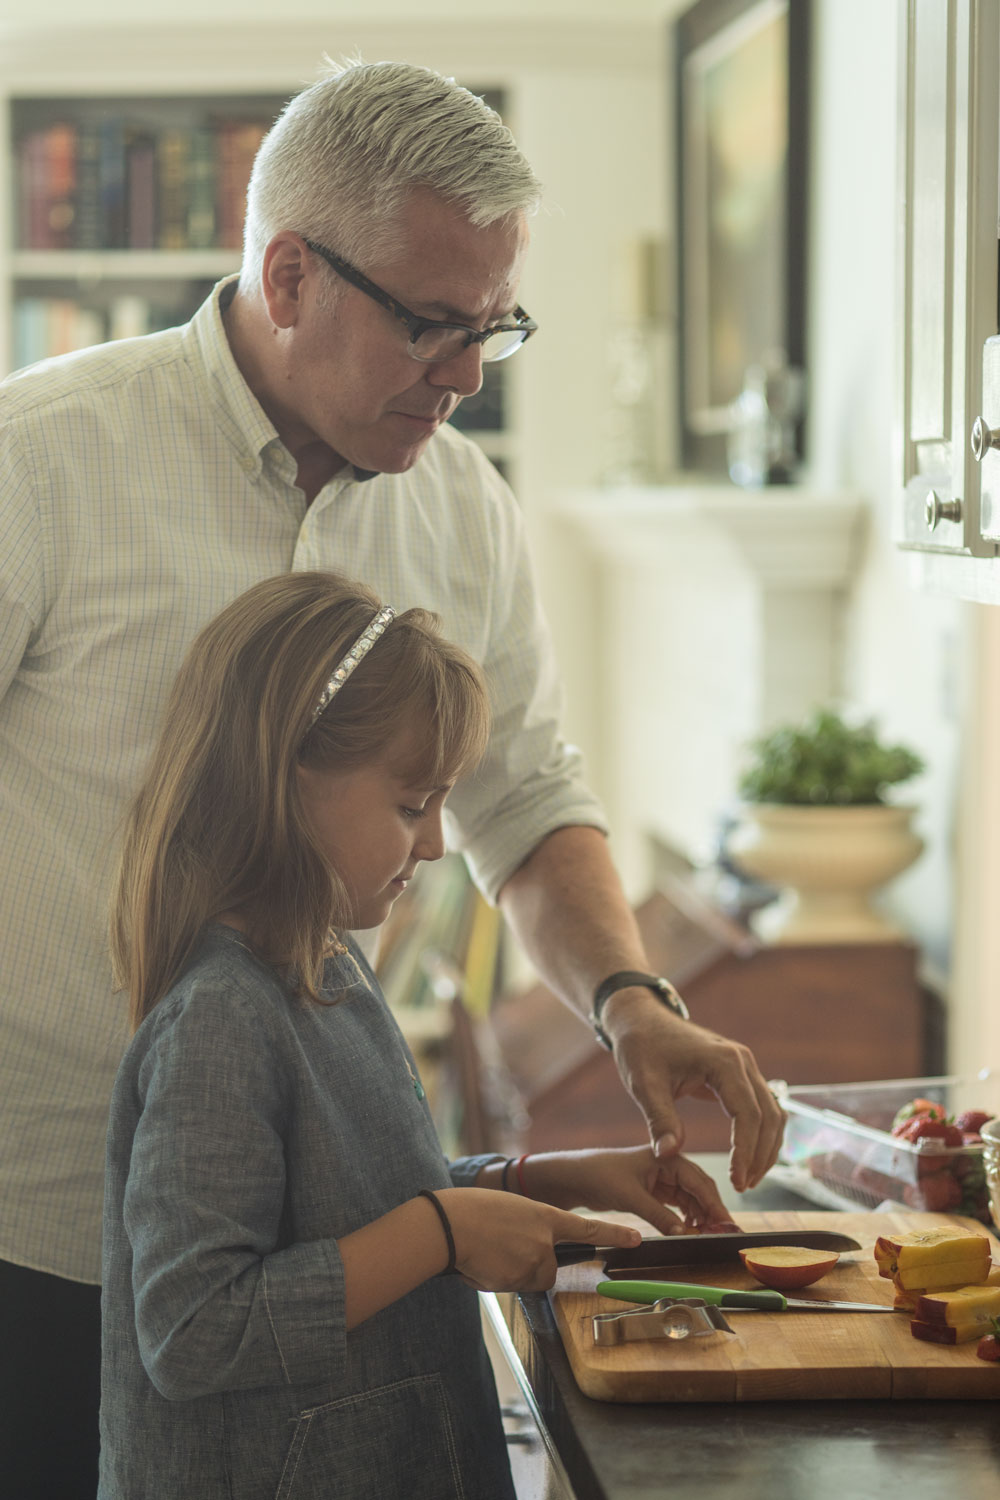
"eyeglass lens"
411,325,528,364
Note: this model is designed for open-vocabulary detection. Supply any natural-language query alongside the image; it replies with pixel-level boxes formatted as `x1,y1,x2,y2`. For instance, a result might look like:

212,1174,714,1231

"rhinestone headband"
308,606,396,727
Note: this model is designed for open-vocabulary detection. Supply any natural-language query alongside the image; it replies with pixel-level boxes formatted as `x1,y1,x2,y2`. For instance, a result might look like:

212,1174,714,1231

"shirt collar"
186,277,378,485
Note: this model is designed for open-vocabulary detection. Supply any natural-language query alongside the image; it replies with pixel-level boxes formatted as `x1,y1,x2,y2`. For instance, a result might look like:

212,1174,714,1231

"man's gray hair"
240,58,543,292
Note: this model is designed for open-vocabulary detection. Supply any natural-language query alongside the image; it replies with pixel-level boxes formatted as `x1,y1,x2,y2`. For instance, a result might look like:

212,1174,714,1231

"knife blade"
555,1228,861,1270
596,1279,897,1313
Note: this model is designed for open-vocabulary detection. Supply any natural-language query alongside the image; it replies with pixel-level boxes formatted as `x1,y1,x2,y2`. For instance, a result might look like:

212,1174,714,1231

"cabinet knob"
926,490,963,530
971,416,1000,461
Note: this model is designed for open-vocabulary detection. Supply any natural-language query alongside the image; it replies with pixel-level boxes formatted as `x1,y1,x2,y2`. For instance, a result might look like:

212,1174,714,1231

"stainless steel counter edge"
480,1290,579,1500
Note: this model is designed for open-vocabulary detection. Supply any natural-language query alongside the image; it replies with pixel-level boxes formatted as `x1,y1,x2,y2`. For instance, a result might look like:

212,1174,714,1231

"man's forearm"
496,824,651,1019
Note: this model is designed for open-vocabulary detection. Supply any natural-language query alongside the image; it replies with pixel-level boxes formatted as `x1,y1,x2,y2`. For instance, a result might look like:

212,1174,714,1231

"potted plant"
728,708,925,943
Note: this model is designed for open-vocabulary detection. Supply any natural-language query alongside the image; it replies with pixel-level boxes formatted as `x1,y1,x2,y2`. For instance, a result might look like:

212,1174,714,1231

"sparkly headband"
308,606,396,727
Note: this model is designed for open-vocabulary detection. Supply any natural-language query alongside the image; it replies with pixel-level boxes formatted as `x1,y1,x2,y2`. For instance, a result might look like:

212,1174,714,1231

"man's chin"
354,434,436,476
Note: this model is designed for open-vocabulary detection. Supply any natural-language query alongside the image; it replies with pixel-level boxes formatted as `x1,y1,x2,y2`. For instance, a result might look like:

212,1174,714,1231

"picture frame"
674,0,810,473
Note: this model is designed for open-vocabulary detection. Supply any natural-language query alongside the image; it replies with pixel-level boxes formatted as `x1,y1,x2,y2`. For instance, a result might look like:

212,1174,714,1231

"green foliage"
738,708,925,806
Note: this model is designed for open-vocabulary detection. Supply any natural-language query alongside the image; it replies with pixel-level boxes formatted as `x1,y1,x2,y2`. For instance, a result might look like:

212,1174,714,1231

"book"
157,127,189,250
186,125,217,249
215,118,268,250
17,121,77,249
12,297,105,368
74,121,103,250
124,128,157,250
45,121,77,249
17,128,47,248
98,117,127,249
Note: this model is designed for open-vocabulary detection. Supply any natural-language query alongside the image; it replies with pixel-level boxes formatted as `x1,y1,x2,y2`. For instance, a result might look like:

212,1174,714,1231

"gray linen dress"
99,926,515,1499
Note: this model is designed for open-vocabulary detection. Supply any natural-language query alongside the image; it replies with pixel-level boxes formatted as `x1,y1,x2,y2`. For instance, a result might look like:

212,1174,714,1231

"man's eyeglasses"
303,238,538,364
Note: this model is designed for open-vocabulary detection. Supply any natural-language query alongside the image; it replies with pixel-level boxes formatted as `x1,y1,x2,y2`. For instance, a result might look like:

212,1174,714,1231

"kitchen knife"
555,1228,861,1270
596,1279,896,1313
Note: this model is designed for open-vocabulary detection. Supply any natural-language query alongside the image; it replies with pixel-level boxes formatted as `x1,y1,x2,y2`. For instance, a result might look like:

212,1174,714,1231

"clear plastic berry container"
769,1072,999,1222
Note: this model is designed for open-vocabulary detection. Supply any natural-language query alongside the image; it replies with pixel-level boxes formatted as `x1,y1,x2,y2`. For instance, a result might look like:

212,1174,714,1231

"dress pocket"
275,1372,466,1500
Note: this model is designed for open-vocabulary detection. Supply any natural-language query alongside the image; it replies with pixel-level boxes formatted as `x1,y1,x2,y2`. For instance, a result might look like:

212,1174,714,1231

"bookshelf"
9,94,283,365
3,83,512,475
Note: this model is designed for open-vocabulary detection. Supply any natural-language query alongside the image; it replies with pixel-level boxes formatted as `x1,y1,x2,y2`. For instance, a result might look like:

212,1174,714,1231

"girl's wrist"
510,1151,585,1210
474,1159,506,1191
417,1189,456,1274
474,1151,577,1206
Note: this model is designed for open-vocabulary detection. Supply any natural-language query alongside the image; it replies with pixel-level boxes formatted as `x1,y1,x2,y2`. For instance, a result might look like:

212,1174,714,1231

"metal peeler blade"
592,1296,734,1347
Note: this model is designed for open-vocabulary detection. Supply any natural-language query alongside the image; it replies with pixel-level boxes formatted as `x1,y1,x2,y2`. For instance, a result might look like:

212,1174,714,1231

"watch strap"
590,970,690,1050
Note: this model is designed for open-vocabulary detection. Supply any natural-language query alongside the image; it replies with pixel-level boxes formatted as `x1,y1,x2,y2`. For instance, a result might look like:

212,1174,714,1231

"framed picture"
674,0,810,473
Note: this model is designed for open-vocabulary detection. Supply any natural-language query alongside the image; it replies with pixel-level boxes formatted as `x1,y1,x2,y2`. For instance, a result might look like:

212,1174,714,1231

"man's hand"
600,986,786,1191
498,826,786,1195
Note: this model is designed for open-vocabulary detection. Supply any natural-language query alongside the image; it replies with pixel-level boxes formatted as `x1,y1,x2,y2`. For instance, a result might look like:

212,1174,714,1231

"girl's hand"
493,1147,737,1236
436,1187,641,1292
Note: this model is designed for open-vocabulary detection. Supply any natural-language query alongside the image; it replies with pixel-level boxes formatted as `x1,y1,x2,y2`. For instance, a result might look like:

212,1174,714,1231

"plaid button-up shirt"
0,280,604,1282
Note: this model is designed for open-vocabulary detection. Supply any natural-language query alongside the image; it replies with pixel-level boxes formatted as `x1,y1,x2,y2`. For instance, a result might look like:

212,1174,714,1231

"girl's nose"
414,806,447,864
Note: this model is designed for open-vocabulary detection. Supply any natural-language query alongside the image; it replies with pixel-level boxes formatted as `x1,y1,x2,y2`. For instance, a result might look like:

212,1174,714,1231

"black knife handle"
555,1242,602,1266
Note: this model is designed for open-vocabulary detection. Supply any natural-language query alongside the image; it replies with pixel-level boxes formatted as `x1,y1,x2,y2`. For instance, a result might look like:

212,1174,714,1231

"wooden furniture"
499,1157,1000,1500
491,880,944,1154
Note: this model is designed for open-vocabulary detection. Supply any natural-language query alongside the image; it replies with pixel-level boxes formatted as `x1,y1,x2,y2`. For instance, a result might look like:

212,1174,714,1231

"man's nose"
427,340,484,398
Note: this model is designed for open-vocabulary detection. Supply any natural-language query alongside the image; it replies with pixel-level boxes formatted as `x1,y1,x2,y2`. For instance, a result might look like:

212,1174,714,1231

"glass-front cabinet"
896,0,1000,599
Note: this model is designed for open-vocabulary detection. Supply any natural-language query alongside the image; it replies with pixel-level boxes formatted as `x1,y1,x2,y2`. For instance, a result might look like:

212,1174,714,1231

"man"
0,59,784,1496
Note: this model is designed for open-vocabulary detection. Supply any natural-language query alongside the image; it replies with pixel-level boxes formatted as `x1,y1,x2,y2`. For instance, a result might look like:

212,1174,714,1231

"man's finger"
647,1104,685,1161
726,1074,785,1189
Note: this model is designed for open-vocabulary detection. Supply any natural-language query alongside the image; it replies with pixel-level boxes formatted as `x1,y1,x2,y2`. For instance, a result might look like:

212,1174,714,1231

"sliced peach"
738,1245,840,1290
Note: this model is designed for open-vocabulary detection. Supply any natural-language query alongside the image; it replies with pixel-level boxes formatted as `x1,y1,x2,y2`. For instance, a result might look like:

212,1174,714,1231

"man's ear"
262,233,309,328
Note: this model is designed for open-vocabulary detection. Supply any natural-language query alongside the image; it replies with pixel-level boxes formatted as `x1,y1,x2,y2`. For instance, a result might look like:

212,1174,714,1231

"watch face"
653,978,690,1020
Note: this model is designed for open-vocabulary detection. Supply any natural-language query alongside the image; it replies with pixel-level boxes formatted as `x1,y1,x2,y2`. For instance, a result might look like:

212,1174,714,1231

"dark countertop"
502,1155,1000,1500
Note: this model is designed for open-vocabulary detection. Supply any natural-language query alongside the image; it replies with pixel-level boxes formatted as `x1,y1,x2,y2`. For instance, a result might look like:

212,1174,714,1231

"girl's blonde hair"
110,571,490,1031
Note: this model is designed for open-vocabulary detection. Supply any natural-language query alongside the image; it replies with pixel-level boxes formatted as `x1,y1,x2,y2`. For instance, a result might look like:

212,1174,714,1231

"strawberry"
898,1117,963,1148
905,1173,962,1212
892,1098,948,1132
977,1318,1000,1362
955,1109,993,1135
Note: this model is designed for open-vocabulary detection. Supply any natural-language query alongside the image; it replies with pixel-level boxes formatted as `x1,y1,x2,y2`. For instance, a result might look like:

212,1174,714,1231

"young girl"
100,571,729,1500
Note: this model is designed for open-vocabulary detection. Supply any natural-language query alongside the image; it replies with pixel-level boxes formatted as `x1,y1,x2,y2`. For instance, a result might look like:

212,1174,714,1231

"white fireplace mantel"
544,481,869,889
553,483,867,588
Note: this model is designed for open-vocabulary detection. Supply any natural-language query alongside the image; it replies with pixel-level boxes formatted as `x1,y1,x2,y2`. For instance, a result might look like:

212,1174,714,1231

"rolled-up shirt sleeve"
441,453,608,902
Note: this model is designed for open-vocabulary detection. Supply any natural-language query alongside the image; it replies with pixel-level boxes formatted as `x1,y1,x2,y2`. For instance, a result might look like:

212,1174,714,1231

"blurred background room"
5,0,999,1168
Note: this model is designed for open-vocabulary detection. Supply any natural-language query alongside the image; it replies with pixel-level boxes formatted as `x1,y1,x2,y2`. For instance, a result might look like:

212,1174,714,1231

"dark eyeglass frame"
302,237,537,363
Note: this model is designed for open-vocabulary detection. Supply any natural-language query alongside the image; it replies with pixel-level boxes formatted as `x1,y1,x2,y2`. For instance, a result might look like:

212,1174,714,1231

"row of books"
12,294,186,371
16,115,272,253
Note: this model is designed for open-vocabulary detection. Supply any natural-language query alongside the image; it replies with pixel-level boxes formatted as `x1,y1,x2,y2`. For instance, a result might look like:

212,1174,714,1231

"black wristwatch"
590,970,690,1050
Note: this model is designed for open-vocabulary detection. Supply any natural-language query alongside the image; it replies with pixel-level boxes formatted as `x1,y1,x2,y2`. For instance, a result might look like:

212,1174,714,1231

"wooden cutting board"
549,1210,1000,1402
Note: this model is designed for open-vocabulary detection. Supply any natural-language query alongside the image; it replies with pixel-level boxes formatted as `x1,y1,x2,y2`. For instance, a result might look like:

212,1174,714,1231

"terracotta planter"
729,803,924,944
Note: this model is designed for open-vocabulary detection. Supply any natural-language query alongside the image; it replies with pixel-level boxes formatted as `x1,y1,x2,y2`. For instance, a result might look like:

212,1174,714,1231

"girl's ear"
296,762,330,805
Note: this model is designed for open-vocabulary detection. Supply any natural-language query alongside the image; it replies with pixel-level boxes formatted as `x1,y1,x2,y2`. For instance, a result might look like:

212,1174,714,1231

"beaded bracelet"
418,1189,456,1274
